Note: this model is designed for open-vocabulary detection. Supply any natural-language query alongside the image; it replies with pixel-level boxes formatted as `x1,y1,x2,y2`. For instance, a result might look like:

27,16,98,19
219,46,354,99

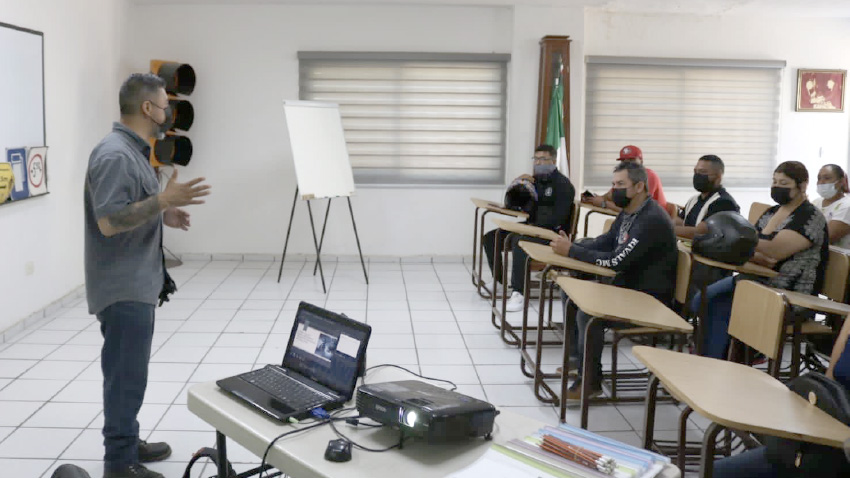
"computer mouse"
324,439,352,462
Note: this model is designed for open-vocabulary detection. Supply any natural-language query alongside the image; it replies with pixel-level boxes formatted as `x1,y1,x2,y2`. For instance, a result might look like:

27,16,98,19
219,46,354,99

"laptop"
217,301,371,422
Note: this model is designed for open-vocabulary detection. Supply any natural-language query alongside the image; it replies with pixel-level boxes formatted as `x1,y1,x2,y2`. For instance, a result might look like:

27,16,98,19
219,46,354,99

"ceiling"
129,0,850,18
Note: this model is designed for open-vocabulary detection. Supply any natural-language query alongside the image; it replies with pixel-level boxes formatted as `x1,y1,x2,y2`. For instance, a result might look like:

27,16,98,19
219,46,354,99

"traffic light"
149,60,195,167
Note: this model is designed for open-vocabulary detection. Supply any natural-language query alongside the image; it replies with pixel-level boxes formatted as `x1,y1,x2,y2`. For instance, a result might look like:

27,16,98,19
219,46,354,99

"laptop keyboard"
242,366,330,410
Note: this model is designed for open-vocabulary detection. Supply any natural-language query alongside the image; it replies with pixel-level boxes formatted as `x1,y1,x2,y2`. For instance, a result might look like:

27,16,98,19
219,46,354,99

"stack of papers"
446,423,670,478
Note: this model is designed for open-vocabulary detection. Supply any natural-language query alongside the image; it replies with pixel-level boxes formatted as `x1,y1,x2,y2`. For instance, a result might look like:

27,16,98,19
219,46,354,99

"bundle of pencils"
541,434,617,475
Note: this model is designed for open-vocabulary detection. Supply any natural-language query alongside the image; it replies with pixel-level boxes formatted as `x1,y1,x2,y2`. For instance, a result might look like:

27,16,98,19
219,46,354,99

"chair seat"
616,327,668,336
786,321,833,335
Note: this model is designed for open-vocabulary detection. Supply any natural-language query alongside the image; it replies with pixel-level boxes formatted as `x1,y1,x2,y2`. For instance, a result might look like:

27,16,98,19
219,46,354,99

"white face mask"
817,182,839,199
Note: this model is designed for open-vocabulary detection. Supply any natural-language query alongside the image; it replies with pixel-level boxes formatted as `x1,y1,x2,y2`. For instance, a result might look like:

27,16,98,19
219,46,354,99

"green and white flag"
545,66,567,176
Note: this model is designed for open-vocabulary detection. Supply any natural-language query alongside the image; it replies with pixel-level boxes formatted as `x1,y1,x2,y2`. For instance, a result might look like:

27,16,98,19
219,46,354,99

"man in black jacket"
483,144,575,311
550,162,677,399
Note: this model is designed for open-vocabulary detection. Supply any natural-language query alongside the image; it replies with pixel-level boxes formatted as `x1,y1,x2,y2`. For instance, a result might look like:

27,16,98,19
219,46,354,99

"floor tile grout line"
250,260,305,373
148,259,247,435
433,261,486,398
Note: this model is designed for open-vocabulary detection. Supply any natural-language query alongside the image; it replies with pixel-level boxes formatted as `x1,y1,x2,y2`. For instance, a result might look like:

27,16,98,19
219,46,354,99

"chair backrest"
748,202,771,225
674,248,692,306
728,280,788,362
568,202,580,239
822,246,850,302
602,218,615,234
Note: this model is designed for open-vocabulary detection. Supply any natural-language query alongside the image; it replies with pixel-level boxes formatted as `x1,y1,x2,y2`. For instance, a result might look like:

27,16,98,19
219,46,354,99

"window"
584,57,785,188
298,52,509,185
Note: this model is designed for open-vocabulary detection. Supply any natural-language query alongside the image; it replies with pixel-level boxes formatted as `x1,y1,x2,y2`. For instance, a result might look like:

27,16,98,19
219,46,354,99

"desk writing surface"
678,243,778,279
492,219,559,241
188,381,681,478
470,197,528,219
579,202,618,216
519,242,616,278
775,288,850,316
555,277,692,333
632,346,850,448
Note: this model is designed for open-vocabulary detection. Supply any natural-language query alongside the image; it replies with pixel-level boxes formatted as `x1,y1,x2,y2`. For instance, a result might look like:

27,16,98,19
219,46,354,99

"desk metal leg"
476,211,494,299
471,206,481,287
678,406,695,472
583,210,596,238
642,374,660,449
216,431,229,478
579,316,598,429
699,422,724,478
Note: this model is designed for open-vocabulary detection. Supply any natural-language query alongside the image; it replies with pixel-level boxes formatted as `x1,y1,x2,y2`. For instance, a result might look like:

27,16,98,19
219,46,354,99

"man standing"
482,144,575,311
675,155,739,239
551,162,677,399
582,145,668,213
85,73,211,478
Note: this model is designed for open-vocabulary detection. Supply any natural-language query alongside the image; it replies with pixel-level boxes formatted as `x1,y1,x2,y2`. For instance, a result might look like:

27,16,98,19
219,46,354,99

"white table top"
188,381,680,478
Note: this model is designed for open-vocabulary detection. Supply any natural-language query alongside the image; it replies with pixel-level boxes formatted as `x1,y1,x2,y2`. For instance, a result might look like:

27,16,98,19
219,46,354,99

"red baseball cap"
617,145,643,161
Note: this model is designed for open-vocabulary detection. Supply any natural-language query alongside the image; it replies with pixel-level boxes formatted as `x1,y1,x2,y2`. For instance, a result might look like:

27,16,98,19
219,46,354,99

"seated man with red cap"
583,145,668,214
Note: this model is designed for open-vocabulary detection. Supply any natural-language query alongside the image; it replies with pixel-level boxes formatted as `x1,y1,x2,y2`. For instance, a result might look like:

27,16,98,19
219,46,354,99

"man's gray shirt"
84,122,163,315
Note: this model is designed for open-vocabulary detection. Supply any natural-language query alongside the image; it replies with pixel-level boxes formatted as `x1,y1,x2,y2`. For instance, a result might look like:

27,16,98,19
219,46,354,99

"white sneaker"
505,291,525,312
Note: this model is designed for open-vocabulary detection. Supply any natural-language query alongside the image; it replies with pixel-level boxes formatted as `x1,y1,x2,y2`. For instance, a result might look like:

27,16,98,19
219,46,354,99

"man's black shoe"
138,440,172,463
103,464,164,478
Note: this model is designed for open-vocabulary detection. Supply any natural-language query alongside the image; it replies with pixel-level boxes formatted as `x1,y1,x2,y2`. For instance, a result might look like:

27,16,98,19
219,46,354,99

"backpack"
763,372,850,477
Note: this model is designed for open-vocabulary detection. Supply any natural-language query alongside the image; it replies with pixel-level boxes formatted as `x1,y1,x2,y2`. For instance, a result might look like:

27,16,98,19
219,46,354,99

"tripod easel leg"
348,197,369,284
306,199,327,293
313,199,333,276
277,187,300,283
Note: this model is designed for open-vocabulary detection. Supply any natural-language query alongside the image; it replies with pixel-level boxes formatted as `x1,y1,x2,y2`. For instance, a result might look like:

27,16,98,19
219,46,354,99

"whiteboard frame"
282,100,355,200
0,21,47,207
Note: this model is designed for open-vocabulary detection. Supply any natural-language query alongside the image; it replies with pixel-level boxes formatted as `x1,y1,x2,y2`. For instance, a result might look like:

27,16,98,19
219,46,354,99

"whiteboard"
283,101,355,199
0,22,45,159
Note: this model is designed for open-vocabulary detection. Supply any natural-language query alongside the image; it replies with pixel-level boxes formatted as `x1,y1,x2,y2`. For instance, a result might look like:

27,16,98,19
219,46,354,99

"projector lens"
403,410,418,427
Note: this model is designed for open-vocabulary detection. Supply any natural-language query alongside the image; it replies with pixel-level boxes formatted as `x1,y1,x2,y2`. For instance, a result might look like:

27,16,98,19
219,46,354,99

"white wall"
583,12,850,219
124,3,585,258
0,0,127,328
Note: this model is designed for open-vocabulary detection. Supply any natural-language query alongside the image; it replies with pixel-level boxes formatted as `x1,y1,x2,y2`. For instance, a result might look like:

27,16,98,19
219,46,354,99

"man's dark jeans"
97,301,155,472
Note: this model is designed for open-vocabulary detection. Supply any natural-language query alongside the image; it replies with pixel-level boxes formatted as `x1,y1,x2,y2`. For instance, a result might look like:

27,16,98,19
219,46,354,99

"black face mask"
771,186,794,205
612,188,631,208
693,173,713,193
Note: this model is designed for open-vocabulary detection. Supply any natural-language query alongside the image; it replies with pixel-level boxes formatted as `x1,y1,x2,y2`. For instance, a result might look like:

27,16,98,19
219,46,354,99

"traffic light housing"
149,60,195,167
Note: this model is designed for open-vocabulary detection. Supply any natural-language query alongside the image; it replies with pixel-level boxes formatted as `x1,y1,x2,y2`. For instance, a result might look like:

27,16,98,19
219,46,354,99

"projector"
356,380,498,443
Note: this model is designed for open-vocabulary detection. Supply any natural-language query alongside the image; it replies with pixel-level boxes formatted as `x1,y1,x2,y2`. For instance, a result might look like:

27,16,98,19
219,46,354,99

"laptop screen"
282,302,371,398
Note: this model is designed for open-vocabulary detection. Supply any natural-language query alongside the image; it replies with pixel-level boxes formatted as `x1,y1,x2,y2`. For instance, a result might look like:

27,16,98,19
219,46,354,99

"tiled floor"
1,257,709,477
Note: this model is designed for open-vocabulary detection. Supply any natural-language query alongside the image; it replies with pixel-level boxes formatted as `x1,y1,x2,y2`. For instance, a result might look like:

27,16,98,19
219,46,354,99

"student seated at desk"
582,145,669,216
550,162,677,399
482,144,575,312
674,155,740,240
813,164,850,251
695,161,829,359
712,315,850,478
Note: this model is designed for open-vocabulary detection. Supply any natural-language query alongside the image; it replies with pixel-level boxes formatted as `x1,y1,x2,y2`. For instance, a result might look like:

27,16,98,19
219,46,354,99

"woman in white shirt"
813,164,850,250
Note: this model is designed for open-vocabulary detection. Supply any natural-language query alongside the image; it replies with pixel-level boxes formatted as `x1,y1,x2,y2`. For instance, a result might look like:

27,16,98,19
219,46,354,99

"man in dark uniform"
483,144,575,311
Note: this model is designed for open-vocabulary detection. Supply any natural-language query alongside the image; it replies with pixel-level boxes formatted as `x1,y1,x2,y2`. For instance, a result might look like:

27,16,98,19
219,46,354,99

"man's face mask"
148,102,173,140
693,173,714,193
534,163,557,177
612,186,632,208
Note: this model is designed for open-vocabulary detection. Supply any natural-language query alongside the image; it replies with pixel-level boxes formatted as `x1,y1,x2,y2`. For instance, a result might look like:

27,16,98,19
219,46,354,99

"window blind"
299,52,509,185
584,57,784,188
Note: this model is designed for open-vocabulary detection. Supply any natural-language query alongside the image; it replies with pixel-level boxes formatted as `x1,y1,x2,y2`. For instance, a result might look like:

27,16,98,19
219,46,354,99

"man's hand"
159,168,211,209
164,208,191,231
587,195,607,208
517,174,535,183
550,230,572,256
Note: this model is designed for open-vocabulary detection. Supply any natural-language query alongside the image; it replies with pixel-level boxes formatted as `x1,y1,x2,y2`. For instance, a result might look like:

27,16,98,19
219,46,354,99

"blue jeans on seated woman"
714,447,795,478
690,276,736,359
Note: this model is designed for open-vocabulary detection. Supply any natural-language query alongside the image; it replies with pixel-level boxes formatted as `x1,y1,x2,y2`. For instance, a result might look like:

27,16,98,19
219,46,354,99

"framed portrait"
796,69,846,112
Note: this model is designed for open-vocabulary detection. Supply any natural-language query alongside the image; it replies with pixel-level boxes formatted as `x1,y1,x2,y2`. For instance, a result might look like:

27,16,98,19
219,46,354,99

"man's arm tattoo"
105,195,162,233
